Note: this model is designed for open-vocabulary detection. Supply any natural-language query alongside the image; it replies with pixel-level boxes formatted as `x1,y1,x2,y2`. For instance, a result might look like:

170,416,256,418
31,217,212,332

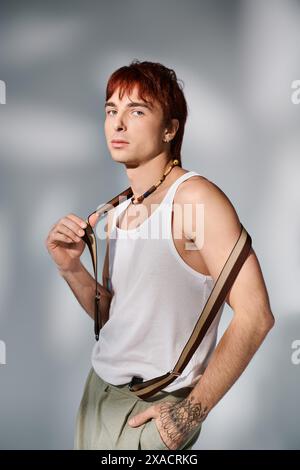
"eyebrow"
104,101,153,110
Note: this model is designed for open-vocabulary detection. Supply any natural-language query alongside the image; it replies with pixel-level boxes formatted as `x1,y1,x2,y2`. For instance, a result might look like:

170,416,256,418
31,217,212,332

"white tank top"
91,171,225,392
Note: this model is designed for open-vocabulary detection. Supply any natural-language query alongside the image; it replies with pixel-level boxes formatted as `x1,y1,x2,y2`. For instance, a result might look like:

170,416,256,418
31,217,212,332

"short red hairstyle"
105,60,188,167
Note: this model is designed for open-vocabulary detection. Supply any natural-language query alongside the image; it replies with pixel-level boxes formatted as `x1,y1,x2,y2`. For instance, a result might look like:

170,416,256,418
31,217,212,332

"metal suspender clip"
128,376,144,390
94,293,101,341
169,370,181,377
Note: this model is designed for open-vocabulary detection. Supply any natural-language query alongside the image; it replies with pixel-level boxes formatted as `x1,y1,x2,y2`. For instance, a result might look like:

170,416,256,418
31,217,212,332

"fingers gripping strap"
83,187,133,341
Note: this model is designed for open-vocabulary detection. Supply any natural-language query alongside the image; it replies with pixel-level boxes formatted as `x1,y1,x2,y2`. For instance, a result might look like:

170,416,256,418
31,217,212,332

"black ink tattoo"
158,396,208,447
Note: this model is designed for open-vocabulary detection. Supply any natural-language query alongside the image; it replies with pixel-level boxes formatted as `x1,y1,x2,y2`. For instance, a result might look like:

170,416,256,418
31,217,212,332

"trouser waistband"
102,376,192,402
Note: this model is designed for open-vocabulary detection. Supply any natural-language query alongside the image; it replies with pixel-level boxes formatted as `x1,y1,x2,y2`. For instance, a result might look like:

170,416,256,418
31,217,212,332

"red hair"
105,60,188,167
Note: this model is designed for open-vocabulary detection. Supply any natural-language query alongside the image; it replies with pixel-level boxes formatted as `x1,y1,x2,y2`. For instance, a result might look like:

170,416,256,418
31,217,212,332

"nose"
113,114,127,132
114,123,126,131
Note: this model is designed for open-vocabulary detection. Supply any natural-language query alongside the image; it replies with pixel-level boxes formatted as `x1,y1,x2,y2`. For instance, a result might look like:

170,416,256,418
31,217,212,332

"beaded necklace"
130,158,180,205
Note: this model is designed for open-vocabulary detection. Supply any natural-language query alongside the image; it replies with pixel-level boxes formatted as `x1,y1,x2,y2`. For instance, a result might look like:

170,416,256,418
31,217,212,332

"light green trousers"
74,367,202,450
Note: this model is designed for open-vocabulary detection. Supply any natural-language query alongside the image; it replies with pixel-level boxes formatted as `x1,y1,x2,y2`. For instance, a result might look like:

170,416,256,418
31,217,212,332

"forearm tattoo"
158,396,208,445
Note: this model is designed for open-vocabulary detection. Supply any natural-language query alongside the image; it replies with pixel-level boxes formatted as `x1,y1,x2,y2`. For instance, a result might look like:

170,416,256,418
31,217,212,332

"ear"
171,118,179,134
164,118,179,142
168,118,179,140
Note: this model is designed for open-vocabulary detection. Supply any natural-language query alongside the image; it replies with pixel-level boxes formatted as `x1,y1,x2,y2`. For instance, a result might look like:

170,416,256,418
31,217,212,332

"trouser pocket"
139,417,170,450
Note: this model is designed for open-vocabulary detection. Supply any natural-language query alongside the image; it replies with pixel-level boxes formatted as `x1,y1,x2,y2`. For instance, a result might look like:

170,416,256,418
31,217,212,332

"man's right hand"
45,212,99,272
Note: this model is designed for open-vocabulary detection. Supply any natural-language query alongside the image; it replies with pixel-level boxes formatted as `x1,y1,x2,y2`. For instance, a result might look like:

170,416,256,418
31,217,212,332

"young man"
45,60,275,450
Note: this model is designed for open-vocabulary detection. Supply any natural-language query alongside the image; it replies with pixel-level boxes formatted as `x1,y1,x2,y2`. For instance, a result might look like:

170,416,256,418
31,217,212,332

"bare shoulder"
175,173,240,231
176,173,236,209
175,173,274,322
175,172,243,278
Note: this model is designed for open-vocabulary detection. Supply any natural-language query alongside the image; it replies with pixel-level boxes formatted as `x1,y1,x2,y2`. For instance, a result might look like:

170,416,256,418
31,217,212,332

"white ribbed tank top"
91,171,225,392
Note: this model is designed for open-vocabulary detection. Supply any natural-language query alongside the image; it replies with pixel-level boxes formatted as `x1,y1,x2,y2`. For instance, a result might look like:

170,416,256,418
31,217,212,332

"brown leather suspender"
82,188,133,340
82,188,252,399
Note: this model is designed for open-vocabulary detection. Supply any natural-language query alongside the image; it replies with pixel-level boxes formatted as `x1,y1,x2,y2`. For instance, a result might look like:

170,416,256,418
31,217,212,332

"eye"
132,110,144,116
105,109,145,117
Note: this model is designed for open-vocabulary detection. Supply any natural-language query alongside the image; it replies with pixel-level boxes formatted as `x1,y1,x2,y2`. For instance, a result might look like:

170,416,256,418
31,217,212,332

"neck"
125,152,175,199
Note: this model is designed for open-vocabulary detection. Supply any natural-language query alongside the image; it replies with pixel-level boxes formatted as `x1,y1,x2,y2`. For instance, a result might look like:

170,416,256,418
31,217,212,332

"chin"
110,153,131,163
111,154,141,168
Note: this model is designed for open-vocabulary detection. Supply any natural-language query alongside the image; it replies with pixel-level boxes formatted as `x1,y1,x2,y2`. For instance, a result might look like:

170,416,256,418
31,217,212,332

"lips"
111,140,129,143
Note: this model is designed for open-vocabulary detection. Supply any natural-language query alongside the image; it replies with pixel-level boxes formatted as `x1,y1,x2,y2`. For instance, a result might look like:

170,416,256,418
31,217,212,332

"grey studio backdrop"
0,0,299,450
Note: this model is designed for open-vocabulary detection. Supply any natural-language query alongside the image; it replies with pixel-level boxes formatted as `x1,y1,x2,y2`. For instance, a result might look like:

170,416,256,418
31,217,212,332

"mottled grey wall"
0,0,299,449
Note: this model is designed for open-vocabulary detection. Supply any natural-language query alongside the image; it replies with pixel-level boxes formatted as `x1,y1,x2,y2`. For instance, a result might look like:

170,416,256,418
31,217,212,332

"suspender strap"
83,189,252,400
129,224,252,399
82,222,101,340
82,188,133,340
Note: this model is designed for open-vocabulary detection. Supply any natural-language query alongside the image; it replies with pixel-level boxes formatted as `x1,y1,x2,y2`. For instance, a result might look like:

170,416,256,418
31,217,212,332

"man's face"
104,85,166,167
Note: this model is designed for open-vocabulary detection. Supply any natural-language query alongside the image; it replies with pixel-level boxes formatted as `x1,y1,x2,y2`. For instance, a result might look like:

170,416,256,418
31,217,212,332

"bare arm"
138,177,275,450
184,177,275,407
45,210,114,327
58,258,112,323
